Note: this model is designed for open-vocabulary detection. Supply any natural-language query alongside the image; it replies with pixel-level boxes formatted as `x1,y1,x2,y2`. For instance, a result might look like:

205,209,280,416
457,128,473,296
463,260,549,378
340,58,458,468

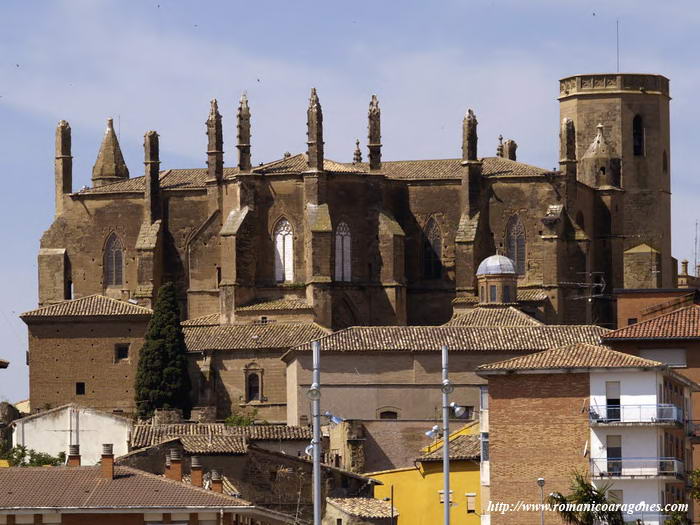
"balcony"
591,457,684,479
589,404,683,427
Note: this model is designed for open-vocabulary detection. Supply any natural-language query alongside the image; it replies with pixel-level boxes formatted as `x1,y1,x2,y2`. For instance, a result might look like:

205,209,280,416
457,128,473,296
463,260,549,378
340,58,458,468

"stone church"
23,73,674,418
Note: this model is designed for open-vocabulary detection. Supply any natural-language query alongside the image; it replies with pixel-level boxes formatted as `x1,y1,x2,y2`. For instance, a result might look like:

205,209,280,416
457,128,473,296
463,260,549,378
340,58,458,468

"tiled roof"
291,325,608,353
184,322,327,352
444,306,542,327
517,288,548,302
418,434,481,462
11,404,132,426
354,156,550,180
603,305,700,340
326,497,398,518
179,436,247,455
0,465,250,509
182,313,221,326
256,154,364,175
237,297,311,312
477,343,663,372
131,423,312,449
182,473,241,497
78,168,219,195
21,295,152,319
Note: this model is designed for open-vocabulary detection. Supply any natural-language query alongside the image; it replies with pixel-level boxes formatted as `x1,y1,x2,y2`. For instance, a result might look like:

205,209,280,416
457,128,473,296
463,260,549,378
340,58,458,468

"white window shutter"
275,230,285,282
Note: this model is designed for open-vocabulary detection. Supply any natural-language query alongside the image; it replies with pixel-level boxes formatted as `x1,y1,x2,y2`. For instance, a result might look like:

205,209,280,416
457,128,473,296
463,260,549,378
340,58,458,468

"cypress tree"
135,282,191,419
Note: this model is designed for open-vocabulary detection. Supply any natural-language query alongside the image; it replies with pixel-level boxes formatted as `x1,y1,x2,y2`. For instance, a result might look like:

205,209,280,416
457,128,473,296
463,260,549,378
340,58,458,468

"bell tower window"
104,233,124,286
273,218,294,283
633,114,645,156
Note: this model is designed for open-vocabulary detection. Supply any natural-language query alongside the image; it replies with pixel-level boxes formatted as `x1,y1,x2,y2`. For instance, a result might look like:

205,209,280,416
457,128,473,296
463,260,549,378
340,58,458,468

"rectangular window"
605,381,621,421
607,435,622,475
480,433,489,461
480,386,489,410
115,344,129,361
466,493,477,513
627,317,637,325
75,382,85,395
502,285,511,303
489,285,497,302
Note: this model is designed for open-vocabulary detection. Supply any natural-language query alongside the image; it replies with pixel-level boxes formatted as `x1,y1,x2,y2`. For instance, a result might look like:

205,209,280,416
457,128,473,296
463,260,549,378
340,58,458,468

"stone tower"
559,74,672,287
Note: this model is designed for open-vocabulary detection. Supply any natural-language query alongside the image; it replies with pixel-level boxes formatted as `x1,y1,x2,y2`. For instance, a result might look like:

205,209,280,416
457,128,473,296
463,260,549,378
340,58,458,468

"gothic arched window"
335,222,352,282
273,218,294,283
246,372,260,402
505,215,526,275
633,114,645,156
104,233,124,286
423,218,442,280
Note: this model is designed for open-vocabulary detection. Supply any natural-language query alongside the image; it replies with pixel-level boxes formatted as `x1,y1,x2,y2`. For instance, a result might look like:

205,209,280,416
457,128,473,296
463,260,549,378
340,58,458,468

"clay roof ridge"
21,294,153,318
603,304,700,340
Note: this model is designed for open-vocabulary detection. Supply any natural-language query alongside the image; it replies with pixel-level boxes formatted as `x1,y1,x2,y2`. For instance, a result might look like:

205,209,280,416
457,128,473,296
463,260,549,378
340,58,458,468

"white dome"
476,254,516,276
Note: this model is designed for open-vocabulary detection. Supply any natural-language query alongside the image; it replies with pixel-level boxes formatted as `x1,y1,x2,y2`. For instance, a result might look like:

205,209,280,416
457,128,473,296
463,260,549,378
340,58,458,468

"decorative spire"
496,134,504,158
560,118,576,162
582,123,614,159
206,99,224,183
143,130,160,223
462,109,478,162
353,139,362,164
92,118,129,187
55,120,72,216
306,88,324,171
237,93,252,172
368,94,382,171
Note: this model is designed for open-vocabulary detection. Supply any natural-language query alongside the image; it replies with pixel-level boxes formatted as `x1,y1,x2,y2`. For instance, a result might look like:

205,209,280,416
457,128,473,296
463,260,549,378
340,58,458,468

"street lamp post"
537,477,545,525
307,341,322,525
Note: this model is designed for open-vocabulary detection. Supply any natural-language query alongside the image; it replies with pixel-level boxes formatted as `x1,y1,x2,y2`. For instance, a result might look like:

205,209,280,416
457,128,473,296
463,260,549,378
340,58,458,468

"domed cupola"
476,254,518,304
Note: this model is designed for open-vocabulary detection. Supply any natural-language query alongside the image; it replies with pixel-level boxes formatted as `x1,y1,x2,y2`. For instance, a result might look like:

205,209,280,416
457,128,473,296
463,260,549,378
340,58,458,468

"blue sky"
1,0,699,401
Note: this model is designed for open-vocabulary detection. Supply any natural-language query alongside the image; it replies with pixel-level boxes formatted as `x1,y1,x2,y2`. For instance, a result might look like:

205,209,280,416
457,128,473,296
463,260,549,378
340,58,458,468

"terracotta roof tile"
258,154,364,174
237,298,311,312
517,288,548,302
603,305,700,340
178,436,247,454
182,313,221,326
444,306,542,327
291,325,608,353
0,465,250,509
21,295,152,319
131,423,312,449
477,343,663,372
418,434,481,462
326,497,398,518
351,156,550,180
184,322,327,352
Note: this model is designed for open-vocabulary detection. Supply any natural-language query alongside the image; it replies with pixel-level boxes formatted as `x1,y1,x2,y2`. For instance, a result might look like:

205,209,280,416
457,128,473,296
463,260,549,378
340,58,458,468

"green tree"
1,446,65,466
224,407,258,427
546,470,624,525
135,282,191,419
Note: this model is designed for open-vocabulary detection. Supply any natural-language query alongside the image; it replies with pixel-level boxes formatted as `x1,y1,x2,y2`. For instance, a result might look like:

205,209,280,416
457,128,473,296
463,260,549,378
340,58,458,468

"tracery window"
246,372,260,402
505,215,526,275
422,218,442,279
334,222,352,282
273,219,294,283
104,233,124,286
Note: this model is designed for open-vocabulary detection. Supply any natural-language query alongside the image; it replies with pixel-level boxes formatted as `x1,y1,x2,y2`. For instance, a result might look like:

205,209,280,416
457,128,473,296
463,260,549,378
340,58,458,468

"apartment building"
477,343,697,525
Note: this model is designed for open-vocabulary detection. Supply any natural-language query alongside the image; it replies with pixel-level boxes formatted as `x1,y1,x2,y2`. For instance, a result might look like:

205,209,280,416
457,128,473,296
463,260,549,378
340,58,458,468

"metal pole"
442,345,451,525
391,485,395,525
540,484,544,525
312,340,321,525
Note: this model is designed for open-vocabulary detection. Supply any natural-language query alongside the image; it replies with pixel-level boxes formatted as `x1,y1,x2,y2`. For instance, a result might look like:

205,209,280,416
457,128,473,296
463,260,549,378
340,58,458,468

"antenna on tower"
616,19,620,73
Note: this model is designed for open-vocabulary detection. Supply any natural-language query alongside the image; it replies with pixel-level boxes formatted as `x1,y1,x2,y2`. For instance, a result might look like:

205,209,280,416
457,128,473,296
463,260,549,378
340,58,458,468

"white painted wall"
590,370,659,422
12,405,131,464
593,479,666,525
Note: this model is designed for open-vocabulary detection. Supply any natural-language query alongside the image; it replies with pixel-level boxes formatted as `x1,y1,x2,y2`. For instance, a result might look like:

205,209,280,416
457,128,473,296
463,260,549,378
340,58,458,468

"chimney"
143,130,161,223
237,93,252,173
211,469,223,493
306,88,324,172
503,139,517,161
67,444,81,467
496,135,504,157
681,259,689,276
165,454,171,476
101,444,114,479
191,456,203,488
168,449,183,482
55,120,72,217
206,99,224,184
368,95,381,171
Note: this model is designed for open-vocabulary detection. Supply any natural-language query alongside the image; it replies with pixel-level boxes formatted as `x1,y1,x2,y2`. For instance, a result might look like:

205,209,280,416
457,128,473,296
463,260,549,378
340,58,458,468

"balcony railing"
591,457,684,478
589,404,683,425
